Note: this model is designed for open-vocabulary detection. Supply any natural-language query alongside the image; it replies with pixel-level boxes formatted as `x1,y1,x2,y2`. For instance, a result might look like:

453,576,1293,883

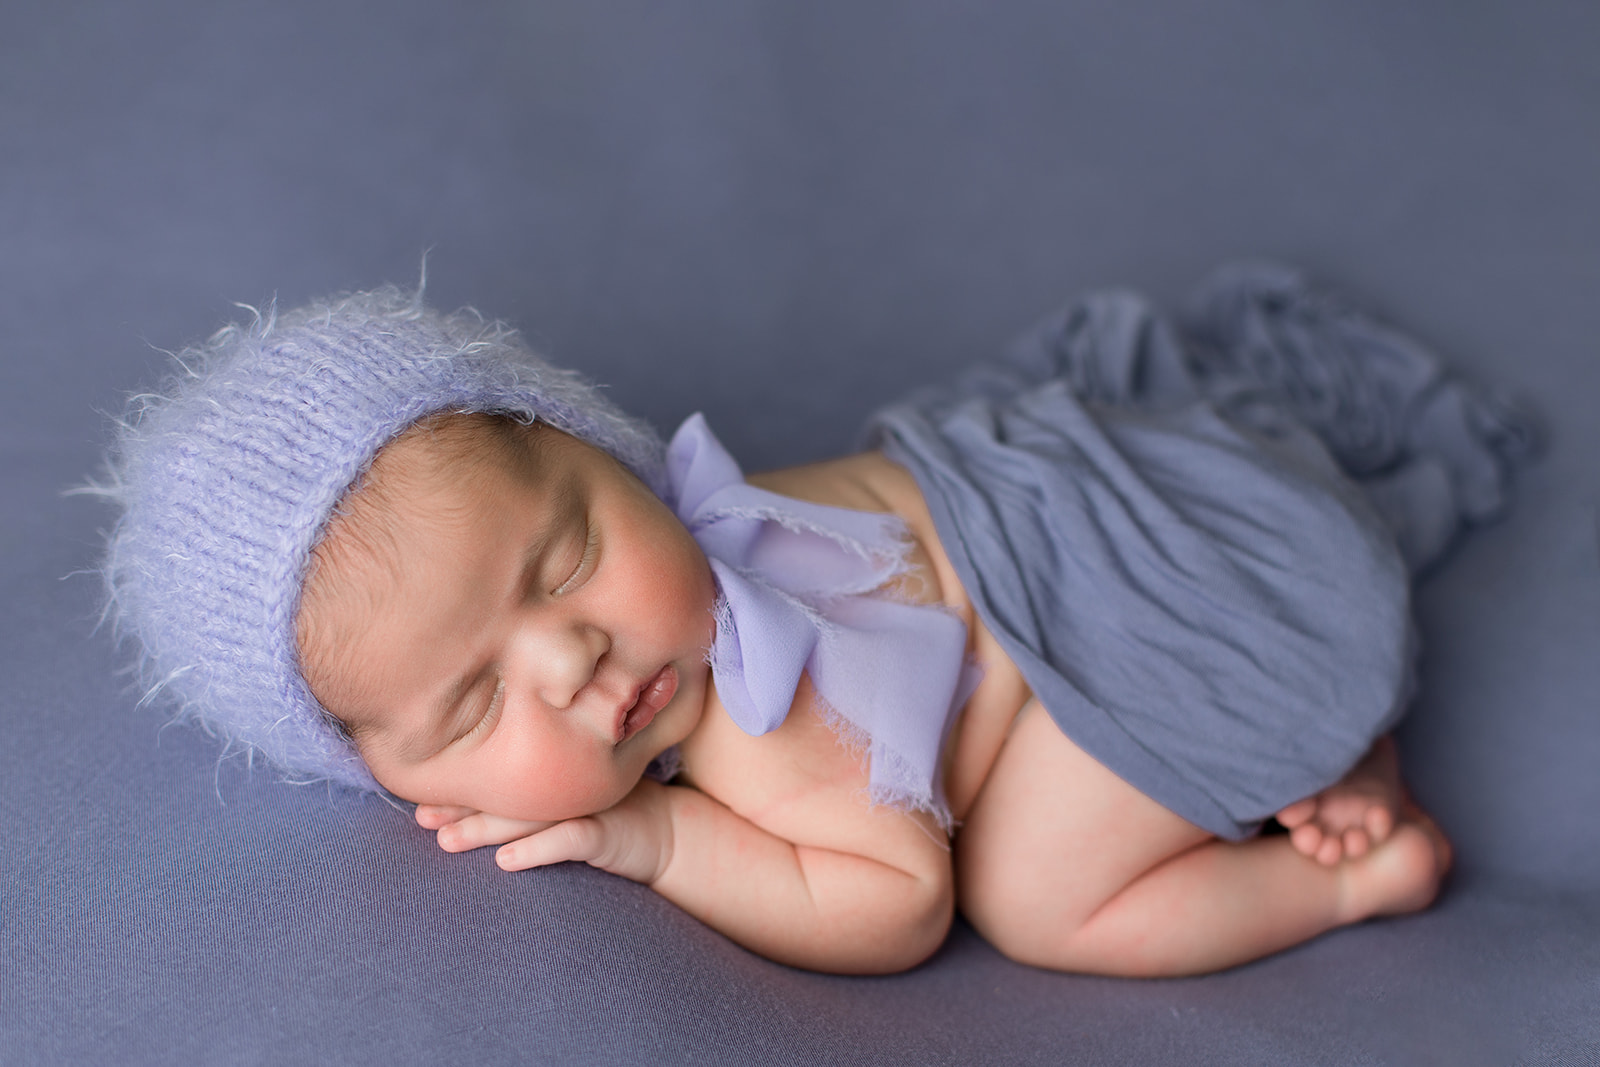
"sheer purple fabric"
662,413,975,827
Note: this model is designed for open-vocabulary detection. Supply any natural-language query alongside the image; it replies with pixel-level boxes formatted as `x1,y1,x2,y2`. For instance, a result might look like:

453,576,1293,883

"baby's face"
297,417,717,822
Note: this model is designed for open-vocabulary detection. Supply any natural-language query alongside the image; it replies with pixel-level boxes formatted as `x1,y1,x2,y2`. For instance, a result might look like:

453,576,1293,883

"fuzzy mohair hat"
96,284,665,791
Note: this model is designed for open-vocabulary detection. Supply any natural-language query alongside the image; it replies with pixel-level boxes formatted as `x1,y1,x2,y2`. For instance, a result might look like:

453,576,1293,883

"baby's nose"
512,616,610,710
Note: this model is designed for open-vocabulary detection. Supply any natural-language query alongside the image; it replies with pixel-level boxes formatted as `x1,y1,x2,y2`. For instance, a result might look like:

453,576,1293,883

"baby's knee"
956,848,1061,968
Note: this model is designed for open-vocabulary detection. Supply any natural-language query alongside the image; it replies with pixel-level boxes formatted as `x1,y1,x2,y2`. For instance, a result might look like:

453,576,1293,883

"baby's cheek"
362,761,447,809
481,745,629,822
551,761,638,819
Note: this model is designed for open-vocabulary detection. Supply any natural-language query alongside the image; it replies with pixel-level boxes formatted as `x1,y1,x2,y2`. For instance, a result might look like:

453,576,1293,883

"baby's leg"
956,702,1449,977
1274,735,1402,866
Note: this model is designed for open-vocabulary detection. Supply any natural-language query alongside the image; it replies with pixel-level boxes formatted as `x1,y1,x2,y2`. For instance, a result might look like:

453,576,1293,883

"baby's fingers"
436,812,555,853
496,806,670,885
496,819,606,872
414,804,477,831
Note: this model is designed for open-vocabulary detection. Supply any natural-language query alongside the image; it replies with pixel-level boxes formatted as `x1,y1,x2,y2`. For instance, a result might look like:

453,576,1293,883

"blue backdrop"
4,3,1597,1063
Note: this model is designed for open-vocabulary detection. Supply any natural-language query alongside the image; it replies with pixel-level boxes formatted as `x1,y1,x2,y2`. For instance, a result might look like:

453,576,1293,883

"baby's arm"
420,777,954,974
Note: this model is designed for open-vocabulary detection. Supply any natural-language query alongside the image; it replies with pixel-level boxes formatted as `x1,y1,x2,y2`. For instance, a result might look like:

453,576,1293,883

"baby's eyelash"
553,522,598,596
464,677,505,741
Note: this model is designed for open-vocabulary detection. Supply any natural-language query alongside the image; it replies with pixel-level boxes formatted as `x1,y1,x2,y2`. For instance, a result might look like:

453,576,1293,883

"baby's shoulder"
745,449,914,515
675,670,882,841
746,451,955,611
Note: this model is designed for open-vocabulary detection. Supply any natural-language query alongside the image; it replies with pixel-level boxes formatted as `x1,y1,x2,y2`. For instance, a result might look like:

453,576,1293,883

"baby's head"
295,408,716,818
100,285,711,813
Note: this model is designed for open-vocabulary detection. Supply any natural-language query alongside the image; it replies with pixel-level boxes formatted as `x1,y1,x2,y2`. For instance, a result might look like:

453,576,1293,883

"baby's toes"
1342,826,1371,859
1276,797,1319,829
1289,821,1326,860
1364,803,1395,845
1314,833,1344,866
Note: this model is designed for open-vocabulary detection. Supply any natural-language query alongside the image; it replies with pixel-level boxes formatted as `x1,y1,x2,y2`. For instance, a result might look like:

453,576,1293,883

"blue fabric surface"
4,2,1598,1064
870,263,1536,840
873,276,1397,839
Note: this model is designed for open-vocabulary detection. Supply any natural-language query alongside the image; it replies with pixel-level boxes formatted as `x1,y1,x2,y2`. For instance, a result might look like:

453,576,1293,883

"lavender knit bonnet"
98,284,664,791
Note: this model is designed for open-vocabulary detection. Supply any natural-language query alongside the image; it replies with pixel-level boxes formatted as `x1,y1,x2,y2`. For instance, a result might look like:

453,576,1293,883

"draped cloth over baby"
660,413,975,828
865,263,1535,840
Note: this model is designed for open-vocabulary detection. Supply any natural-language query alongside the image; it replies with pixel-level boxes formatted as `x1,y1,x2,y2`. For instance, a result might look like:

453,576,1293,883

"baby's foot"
1276,735,1402,866
1337,801,1453,922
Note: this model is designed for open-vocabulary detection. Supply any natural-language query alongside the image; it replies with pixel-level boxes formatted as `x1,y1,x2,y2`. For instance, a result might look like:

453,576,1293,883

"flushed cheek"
478,743,628,823
656,548,718,640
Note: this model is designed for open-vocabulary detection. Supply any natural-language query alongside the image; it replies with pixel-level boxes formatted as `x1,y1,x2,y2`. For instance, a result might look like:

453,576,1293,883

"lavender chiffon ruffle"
662,414,972,826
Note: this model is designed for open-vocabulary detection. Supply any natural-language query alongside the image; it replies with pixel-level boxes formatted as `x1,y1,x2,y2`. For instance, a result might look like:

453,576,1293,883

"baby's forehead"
321,412,617,578
298,417,516,699
311,416,503,568
298,413,586,694
325,411,589,551
375,410,525,473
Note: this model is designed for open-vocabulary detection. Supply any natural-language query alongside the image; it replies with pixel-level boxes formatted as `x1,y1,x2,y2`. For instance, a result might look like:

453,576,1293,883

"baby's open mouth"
618,665,678,743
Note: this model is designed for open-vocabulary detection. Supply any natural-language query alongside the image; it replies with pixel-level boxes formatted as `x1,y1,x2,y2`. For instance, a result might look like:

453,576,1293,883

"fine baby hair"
95,284,664,792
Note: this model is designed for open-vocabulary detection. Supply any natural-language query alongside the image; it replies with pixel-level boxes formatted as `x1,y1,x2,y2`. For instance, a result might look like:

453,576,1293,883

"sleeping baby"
96,264,1529,975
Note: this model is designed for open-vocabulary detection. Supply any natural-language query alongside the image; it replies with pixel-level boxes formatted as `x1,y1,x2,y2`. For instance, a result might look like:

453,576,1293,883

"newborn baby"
100,267,1528,975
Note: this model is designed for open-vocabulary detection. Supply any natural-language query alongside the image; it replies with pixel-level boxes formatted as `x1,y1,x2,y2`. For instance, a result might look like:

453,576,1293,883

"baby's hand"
414,804,557,853
414,780,675,885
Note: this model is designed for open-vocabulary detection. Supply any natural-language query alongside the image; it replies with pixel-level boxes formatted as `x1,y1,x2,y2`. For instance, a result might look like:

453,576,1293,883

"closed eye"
457,676,505,745
552,521,598,596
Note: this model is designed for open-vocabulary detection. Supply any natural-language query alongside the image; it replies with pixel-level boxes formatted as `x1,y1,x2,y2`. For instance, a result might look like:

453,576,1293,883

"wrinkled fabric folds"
866,263,1533,839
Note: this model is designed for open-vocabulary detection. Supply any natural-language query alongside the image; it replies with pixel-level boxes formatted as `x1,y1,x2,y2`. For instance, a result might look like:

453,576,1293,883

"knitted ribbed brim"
95,284,664,791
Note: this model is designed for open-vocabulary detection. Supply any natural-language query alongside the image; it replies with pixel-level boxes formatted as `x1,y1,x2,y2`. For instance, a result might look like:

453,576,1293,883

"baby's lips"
619,665,678,742
639,665,679,712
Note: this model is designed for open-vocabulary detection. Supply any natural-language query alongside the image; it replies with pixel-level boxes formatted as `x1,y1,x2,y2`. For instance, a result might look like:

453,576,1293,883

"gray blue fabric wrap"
97,286,665,791
865,262,1534,840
